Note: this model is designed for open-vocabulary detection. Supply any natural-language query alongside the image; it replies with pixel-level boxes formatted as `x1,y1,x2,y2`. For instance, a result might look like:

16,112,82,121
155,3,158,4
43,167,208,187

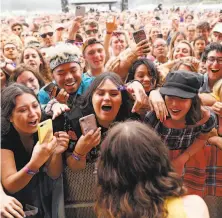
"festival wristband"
24,167,39,175
71,152,86,161
106,31,113,35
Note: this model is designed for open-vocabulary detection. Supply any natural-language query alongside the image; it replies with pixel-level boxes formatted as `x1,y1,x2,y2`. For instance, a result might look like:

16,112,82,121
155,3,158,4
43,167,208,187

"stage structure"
69,0,128,11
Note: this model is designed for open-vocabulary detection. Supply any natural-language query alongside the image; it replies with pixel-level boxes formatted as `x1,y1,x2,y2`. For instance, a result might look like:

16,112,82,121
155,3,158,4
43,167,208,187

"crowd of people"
0,5,222,218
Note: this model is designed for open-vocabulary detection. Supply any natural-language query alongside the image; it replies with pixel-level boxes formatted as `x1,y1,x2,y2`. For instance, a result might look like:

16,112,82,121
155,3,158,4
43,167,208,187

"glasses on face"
85,29,98,35
153,44,166,48
40,32,54,38
207,57,222,64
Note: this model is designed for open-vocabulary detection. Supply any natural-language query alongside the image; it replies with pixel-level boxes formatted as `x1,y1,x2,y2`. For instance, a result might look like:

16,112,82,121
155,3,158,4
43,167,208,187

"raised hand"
131,39,150,57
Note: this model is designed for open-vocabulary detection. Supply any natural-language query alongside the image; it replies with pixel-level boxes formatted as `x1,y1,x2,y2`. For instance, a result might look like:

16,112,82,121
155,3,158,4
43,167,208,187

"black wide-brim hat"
160,71,204,99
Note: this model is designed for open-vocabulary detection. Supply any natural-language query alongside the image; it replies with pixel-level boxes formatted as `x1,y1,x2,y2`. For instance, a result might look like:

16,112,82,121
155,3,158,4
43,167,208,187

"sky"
1,0,62,12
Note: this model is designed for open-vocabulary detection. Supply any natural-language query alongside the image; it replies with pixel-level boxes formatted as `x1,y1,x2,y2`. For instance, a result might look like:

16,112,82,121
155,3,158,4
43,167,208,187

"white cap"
212,23,222,33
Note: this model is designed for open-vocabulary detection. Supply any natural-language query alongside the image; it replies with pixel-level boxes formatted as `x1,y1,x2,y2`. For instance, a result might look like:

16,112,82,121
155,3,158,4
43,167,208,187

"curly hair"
95,120,186,218
20,46,52,82
127,58,159,90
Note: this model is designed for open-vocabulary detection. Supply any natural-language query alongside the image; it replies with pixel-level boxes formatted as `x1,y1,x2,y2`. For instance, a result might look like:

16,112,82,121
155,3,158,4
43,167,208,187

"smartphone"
75,6,85,17
38,119,53,144
133,29,147,44
79,114,97,136
44,83,61,97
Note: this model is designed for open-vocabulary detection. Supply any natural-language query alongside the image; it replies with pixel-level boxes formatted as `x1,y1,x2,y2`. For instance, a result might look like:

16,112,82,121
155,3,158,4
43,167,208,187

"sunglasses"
40,32,54,38
85,29,98,35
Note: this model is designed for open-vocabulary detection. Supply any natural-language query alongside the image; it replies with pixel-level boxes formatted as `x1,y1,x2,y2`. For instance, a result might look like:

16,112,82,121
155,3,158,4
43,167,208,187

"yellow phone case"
37,119,53,144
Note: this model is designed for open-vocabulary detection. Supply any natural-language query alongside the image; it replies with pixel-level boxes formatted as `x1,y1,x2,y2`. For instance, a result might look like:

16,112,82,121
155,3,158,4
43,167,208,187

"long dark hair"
80,72,131,122
127,58,159,87
1,83,39,135
95,120,186,218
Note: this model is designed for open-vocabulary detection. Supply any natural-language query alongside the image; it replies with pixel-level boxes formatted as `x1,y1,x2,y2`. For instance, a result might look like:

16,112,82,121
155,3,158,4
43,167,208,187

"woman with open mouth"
52,72,148,218
1,83,69,218
144,71,218,198
20,46,52,83
53,72,145,170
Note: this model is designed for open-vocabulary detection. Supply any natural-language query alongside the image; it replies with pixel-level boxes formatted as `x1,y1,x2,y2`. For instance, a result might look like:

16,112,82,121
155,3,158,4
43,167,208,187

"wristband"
106,31,113,35
71,152,86,161
24,167,39,175
74,150,86,157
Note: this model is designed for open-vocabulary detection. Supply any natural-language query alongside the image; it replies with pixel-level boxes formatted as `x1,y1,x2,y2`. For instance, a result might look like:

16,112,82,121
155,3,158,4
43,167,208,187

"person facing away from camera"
95,121,209,218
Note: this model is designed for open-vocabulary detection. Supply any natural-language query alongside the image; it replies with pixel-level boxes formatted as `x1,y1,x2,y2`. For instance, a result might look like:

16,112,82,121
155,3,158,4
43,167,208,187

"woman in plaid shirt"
144,71,218,197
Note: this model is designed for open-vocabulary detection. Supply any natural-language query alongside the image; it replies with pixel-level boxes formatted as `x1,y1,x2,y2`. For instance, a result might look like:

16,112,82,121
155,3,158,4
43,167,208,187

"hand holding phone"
79,114,97,136
44,83,61,97
74,127,101,156
131,39,150,57
37,119,53,144
133,29,147,44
